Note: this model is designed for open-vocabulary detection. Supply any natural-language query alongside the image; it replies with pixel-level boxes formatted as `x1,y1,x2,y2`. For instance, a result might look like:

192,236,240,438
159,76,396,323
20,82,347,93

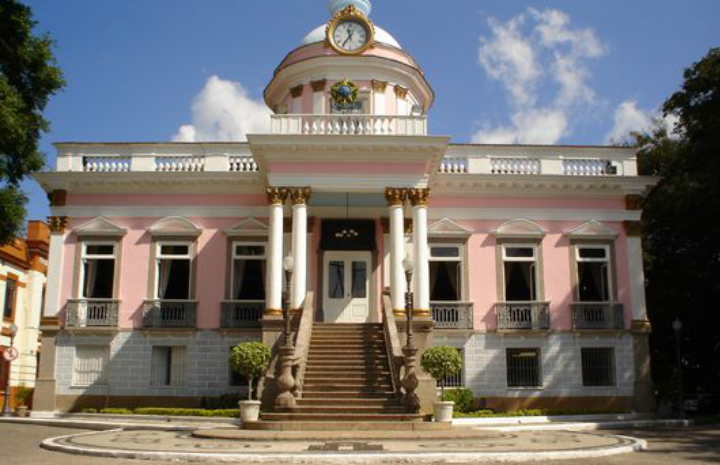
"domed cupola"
264,0,434,118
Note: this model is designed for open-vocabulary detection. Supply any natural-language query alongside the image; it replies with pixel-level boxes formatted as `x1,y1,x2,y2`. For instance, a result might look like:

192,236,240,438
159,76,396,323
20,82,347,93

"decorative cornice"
310,79,327,92
372,79,388,92
47,216,68,233
289,187,312,206
394,85,409,99
290,84,305,98
266,187,289,206
623,220,643,237
408,188,431,207
384,187,408,207
625,194,643,211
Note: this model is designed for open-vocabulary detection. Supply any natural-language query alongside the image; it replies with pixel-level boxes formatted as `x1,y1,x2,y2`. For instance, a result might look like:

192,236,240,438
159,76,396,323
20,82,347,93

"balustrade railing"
271,114,428,136
82,155,131,172
381,295,406,401
438,157,469,174
154,155,205,172
571,302,624,330
496,301,550,330
142,300,197,328
221,300,264,328
65,299,119,327
490,157,542,175
563,159,617,176
229,155,259,172
431,301,474,329
291,292,315,399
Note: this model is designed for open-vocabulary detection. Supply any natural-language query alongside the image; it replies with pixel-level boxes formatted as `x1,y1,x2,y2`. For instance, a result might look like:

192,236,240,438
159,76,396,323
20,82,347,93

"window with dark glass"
328,261,344,299
506,348,541,387
581,348,615,387
151,346,186,386
503,246,537,301
576,246,611,302
351,261,367,298
2,279,17,320
156,243,191,300
429,246,462,301
81,243,116,299
231,244,266,300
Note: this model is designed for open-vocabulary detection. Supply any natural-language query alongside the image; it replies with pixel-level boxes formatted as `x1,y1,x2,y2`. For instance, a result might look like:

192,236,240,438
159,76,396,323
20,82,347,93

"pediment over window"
428,218,473,238
149,216,202,237
564,221,618,240
75,217,127,238
492,219,546,239
225,218,269,237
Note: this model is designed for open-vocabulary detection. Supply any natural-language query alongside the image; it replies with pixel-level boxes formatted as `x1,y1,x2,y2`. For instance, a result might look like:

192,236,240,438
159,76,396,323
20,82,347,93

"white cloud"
605,100,652,143
473,8,605,144
172,76,271,142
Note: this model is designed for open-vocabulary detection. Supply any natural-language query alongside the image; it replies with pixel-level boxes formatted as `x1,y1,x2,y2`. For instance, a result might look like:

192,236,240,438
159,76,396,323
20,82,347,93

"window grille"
581,348,616,387
437,348,464,388
151,346,186,386
506,348,541,387
73,345,110,386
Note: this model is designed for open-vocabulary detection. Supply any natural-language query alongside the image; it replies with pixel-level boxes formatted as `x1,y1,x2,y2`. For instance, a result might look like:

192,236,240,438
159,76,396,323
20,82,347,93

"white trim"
428,218,473,238
154,241,193,299
575,244,613,303
565,221,619,240
79,242,118,299
501,243,539,301
75,217,127,238
493,219,547,239
149,216,202,237
224,218,269,237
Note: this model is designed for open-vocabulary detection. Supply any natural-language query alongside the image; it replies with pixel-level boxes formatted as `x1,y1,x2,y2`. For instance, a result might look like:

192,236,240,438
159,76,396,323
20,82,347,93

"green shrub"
230,342,271,401
420,346,462,399
201,393,245,410
14,387,33,406
132,408,238,418
99,408,133,415
453,408,631,418
442,388,475,413
80,408,98,414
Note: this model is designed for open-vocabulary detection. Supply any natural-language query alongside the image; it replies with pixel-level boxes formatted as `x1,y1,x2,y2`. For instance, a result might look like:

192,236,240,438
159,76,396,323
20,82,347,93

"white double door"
322,251,371,323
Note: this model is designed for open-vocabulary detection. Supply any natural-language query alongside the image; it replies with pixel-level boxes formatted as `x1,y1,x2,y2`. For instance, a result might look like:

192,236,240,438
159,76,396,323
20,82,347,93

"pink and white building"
32,0,656,414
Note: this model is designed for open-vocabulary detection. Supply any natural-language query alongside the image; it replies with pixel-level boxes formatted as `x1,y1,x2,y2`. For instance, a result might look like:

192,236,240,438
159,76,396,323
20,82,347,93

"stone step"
296,397,401,406
260,412,424,423
243,421,448,431
282,405,412,414
309,348,387,355
305,370,392,377
301,390,396,399
303,383,394,392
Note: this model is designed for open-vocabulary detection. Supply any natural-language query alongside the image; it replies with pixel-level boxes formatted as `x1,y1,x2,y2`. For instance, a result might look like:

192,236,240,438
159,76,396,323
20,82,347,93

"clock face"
332,19,369,52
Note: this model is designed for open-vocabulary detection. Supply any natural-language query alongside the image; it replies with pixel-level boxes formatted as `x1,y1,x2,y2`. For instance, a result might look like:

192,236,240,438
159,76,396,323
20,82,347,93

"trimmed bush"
230,342,271,401
98,408,133,415
420,346,462,399
133,408,238,418
14,387,33,407
453,408,631,418
442,388,475,413
201,393,245,410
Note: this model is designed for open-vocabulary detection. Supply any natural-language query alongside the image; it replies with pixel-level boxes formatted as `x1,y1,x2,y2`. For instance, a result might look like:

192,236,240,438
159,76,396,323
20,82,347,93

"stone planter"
433,401,454,423
239,400,261,423
15,406,29,418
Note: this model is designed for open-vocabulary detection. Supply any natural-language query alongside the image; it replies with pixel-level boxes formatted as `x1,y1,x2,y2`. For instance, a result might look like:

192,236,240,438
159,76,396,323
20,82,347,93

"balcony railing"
496,301,551,330
270,114,428,136
221,300,264,328
431,302,474,329
142,300,197,328
572,302,624,330
65,299,119,327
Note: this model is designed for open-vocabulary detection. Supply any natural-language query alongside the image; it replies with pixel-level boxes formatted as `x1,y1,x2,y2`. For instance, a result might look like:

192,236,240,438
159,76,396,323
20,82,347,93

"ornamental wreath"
331,78,360,107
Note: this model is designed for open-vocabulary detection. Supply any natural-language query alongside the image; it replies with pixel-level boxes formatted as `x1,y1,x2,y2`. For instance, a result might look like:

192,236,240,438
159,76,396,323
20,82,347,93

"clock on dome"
326,3,375,55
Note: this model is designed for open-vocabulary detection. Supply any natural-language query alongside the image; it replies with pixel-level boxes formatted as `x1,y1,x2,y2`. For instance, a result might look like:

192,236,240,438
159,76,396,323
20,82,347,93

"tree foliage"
420,346,462,399
636,48,720,400
229,342,271,400
0,0,64,243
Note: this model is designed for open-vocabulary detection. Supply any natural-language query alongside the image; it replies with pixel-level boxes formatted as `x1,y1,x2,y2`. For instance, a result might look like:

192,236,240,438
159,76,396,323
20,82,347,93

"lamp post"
1,323,19,417
672,317,684,419
275,255,297,408
400,254,420,412
402,255,415,348
282,255,295,347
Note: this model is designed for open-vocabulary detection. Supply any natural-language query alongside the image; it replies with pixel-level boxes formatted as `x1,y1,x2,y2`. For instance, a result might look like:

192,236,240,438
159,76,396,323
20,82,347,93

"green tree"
0,0,64,243
420,346,462,400
229,342,271,401
636,48,720,402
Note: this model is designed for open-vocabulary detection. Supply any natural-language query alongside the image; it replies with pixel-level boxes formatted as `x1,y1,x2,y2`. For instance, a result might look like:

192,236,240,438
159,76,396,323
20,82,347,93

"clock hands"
342,29,355,48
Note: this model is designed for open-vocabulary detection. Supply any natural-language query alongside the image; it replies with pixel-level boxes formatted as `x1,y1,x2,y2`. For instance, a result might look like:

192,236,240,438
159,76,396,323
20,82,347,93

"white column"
372,80,387,115
290,188,311,310
385,188,407,314
43,217,67,318
409,189,431,317
265,188,287,316
626,227,648,321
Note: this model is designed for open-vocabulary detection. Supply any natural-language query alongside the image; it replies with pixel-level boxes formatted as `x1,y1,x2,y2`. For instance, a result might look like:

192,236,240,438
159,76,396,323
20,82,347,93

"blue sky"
21,0,720,222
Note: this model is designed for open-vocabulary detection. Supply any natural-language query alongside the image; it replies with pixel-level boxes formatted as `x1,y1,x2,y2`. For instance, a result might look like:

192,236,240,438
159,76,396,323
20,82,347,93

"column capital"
372,79,388,92
47,216,68,233
408,188,431,207
289,187,312,206
266,187,289,205
385,187,408,207
394,85,408,99
623,220,643,237
290,84,304,98
310,79,327,92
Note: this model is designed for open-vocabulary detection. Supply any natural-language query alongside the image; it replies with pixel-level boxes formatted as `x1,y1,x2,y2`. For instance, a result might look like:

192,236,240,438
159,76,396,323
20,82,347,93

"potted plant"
420,346,462,422
230,341,271,423
14,387,33,417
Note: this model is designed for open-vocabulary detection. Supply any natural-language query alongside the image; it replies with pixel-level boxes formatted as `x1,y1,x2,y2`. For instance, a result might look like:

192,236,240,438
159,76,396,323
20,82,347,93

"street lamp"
1,323,19,417
672,318,684,419
402,254,415,348
282,254,295,347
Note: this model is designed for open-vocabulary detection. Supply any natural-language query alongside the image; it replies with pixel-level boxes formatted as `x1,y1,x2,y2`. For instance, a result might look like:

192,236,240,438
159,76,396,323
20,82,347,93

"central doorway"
322,251,371,323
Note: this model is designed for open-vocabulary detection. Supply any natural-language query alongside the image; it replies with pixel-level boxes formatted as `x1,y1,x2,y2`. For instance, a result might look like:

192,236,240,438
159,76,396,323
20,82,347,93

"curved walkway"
42,427,647,463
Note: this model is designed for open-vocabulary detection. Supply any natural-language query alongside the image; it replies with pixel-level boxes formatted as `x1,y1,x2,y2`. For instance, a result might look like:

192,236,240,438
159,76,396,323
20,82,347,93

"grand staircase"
259,323,423,425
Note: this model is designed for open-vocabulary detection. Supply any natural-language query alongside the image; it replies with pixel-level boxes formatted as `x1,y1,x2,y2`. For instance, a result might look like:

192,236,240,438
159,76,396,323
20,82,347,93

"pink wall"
66,195,267,207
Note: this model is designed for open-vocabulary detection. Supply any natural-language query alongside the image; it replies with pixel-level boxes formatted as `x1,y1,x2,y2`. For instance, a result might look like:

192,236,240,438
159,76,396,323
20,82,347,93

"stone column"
265,187,288,316
290,187,311,311
624,218,656,412
409,188,431,317
385,188,408,317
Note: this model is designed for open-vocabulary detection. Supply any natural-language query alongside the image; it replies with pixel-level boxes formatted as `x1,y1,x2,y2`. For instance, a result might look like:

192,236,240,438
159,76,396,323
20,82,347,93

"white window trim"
230,242,267,301
575,244,613,302
154,241,193,300
501,243,539,302
78,241,118,299
429,244,463,262
576,244,610,262
502,243,537,262
428,243,465,302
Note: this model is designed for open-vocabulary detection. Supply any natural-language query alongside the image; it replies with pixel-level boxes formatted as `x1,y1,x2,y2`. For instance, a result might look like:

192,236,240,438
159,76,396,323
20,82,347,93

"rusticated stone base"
483,395,633,413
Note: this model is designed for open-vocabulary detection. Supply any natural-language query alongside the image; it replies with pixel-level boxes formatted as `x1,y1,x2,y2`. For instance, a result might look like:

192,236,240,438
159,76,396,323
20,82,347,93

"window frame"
500,243,540,302
573,243,616,303
72,345,110,387
78,241,118,300
428,243,465,302
228,241,267,301
2,276,18,322
506,347,543,389
153,240,194,300
150,345,187,387
581,347,617,388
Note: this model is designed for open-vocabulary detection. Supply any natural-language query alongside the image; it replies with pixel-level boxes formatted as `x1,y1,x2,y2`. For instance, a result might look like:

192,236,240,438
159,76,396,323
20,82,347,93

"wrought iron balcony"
65,299,119,328
221,300,264,328
142,300,197,328
495,301,551,330
572,302,625,330
431,302,474,329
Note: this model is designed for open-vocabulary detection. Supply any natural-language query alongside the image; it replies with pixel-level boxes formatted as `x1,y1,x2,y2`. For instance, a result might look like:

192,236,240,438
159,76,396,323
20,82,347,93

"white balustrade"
82,155,131,172
438,157,468,174
154,155,205,172
271,114,427,136
229,156,259,172
563,159,617,176
490,157,541,175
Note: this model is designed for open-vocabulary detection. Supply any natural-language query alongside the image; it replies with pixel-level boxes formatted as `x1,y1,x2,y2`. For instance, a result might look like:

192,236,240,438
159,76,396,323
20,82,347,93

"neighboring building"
1,221,49,406
32,0,656,415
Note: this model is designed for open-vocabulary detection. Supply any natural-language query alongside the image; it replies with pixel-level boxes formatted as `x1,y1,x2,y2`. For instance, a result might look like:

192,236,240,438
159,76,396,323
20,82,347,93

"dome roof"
301,24,402,50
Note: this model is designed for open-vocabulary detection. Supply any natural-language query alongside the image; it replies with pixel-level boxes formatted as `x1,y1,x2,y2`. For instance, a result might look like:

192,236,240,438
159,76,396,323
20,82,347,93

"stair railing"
291,291,315,399
381,294,405,401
